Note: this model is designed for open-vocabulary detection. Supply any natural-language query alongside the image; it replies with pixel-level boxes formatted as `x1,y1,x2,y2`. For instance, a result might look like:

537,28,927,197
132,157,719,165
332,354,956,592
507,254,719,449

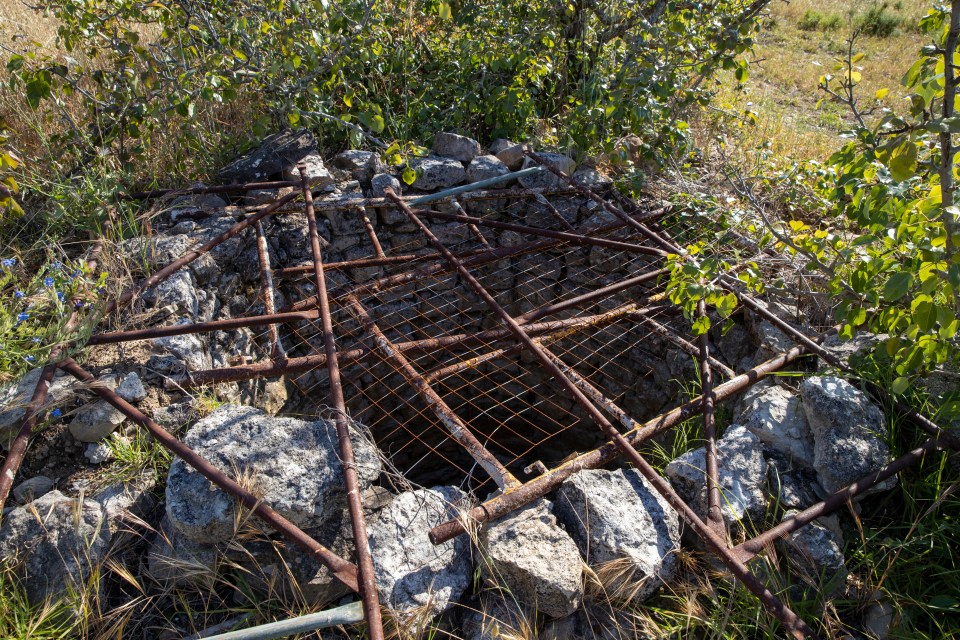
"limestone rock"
147,516,219,585
12,475,54,504
800,376,895,495
496,143,529,170
479,500,582,618
218,129,318,183
330,149,385,182
165,405,381,543
665,425,768,527
0,368,76,446
766,453,824,510
367,486,472,619
554,468,679,602
778,511,846,596
488,138,515,155
282,153,335,189
520,153,576,190
462,594,529,640
410,156,466,191
466,155,510,183
370,172,401,198
737,385,814,466
0,490,110,603
432,132,481,162
69,398,127,442
94,471,157,534
152,326,212,372
148,270,199,318
819,332,887,370
85,440,115,464
572,166,612,190
116,372,146,403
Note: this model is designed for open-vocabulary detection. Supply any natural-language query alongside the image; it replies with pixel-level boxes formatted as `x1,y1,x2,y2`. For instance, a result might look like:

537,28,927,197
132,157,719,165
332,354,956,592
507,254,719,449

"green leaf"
715,292,738,318
25,76,51,109
887,140,918,182
875,87,889,99
401,166,417,185
883,271,913,302
691,315,711,336
891,377,910,395
438,2,452,19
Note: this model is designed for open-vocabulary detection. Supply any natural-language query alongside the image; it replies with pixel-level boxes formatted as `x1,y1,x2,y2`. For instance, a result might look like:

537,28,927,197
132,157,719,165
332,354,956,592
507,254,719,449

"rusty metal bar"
524,151,683,255
533,193,577,232
107,189,302,314
87,310,320,346
411,208,669,257
450,200,492,248
0,364,59,514
124,180,301,200
255,221,286,362
734,435,945,562
58,358,360,592
272,248,492,279
298,166,384,640
357,207,386,259
428,339,817,543
634,311,736,379
388,188,814,638
698,300,724,537
515,270,666,324
346,295,520,490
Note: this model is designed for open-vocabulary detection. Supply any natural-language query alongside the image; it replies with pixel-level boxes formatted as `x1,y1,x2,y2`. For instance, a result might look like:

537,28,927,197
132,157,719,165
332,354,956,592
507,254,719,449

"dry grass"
697,0,930,163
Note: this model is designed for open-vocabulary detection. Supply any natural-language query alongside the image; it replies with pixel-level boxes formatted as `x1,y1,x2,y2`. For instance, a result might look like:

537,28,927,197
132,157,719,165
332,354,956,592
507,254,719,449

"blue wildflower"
71,270,82,280
31,337,41,343
56,291,64,302
44,277,54,287
16,312,28,323
24,355,34,362
1,258,14,268
51,261,62,270
51,409,62,418
14,290,24,299
75,300,84,309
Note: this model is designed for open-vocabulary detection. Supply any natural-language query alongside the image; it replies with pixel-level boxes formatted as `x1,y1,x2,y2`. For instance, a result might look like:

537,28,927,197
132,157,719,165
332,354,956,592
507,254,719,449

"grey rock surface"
488,138,515,155
496,143,528,170
94,471,157,534
218,129,318,183
766,453,824,510
554,468,679,602
149,270,199,318
152,326,212,372
116,372,146,403
367,486,472,618
432,132,481,162
331,149,385,182
737,385,814,466
572,166,612,190
410,156,466,191
520,153,576,190
466,155,510,183
665,425,768,527
12,475,54,503
819,332,887,370
779,510,847,596
0,368,76,446
84,440,115,464
462,594,528,640
800,376,895,495
166,405,381,543
479,500,582,618
863,596,894,639
282,153,335,189
370,172,401,198
147,516,219,584
69,398,127,442
0,490,111,603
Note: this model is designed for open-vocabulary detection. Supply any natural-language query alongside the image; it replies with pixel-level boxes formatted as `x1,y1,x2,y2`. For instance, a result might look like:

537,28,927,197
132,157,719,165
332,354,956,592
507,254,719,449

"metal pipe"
533,193,577,232
272,248,491,278
407,166,543,205
698,299,724,536
347,295,520,490
428,341,817,543
411,208,669,257
356,207,386,259
87,311,321,346
524,151,683,255
255,221,286,362
198,601,364,640
58,358,360,592
299,165,385,640
388,188,815,637
515,270,666,325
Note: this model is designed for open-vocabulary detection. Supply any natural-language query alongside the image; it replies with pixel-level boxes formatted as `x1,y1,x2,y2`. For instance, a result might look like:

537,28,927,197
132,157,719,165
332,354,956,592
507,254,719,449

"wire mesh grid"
265,196,702,493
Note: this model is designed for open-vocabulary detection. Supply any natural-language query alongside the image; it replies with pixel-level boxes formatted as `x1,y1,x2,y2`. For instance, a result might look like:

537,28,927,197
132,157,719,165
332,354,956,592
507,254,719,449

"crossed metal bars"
0,154,955,640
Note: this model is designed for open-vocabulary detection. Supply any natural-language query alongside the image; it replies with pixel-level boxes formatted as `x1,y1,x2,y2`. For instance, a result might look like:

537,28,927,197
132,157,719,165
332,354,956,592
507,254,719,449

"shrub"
858,4,902,37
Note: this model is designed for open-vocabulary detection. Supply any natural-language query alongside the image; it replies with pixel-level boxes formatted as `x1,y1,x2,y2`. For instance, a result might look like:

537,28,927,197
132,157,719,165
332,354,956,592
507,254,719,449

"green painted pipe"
408,165,542,205
198,601,365,640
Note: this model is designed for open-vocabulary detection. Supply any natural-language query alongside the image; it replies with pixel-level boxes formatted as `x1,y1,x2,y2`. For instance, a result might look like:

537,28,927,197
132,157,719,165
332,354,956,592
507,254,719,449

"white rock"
12,475,54,503
737,385,815,466
432,132,481,162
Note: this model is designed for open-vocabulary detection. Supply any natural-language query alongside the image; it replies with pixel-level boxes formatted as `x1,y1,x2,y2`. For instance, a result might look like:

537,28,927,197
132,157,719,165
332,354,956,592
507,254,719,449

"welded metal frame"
2,162,956,640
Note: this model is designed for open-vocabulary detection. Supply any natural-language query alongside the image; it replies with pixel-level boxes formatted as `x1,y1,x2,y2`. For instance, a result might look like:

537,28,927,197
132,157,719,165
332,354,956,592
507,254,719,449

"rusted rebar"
698,299,724,536
87,310,321,346
58,358,361,592
299,165,385,640
255,221,286,362
347,295,520,490
634,310,736,379
124,180,301,200
388,188,815,638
